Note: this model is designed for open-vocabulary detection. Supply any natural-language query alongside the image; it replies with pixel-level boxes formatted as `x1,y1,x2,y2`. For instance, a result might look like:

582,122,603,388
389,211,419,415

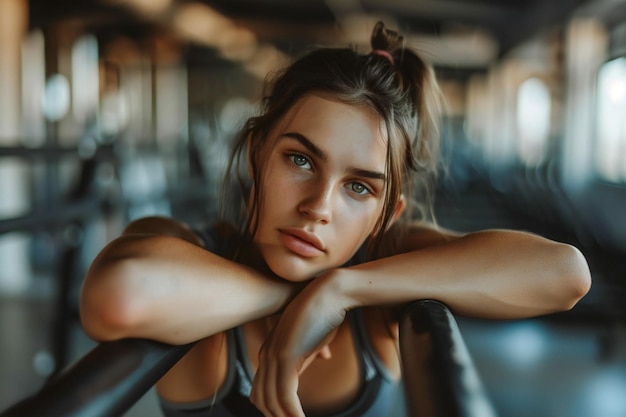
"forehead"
273,94,388,160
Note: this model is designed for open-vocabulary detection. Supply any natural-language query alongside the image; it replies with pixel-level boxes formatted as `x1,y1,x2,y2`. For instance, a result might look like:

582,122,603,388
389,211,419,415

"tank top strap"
348,309,395,383
230,325,255,397
158,329,238,414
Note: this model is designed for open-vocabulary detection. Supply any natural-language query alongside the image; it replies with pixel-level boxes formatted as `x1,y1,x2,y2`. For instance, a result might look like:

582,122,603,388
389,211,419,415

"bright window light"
516,77,552,166
595,57,626,183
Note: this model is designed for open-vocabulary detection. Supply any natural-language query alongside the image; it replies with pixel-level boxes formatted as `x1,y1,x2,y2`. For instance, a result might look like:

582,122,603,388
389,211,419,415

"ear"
391,194,406,224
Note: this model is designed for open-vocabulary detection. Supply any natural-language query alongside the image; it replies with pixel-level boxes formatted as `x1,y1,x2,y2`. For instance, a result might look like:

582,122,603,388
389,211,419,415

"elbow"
80,258,145,342
554,243,592,311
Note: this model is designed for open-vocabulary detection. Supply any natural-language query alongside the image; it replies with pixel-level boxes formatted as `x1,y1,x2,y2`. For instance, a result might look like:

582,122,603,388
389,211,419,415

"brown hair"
223,21,442,257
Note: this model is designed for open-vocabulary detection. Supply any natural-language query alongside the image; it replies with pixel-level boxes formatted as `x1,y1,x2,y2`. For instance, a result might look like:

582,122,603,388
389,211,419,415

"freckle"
368,281,372,284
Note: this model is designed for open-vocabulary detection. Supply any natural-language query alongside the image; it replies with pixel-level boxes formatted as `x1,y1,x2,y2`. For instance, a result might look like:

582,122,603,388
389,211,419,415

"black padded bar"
400,300,498,417
0,339,193,417
1,300,492,417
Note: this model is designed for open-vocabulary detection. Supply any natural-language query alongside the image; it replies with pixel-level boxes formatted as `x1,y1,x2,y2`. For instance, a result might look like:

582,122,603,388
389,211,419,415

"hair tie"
372,49,394,65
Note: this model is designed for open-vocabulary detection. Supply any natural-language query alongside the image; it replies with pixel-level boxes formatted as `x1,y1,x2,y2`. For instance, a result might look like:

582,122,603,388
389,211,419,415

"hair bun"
370,21,403,54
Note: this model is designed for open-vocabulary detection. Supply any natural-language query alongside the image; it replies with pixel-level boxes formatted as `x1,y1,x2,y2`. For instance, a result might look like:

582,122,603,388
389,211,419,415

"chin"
265,257,324,282
271,266,320,283
257,241,337,282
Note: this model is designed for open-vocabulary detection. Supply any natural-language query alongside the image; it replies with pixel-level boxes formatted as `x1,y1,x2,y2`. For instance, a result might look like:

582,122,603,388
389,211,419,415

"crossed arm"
246,224,590,416
80,216,590,343
79,216,299,344
79,216,591,416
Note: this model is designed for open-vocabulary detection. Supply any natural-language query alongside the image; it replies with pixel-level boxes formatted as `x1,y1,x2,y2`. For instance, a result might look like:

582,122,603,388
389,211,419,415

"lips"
279,228,326,257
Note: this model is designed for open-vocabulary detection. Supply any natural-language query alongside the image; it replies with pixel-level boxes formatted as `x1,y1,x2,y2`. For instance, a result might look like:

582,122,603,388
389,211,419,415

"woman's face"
252,94,389,281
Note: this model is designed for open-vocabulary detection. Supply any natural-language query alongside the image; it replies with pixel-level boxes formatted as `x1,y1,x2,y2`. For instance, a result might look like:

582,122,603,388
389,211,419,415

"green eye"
350,182,367,194
290,154,311,168
293,155,307,166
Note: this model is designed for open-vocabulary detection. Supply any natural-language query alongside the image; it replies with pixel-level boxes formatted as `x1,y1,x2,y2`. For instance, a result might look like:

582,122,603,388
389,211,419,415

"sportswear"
158,224,399,416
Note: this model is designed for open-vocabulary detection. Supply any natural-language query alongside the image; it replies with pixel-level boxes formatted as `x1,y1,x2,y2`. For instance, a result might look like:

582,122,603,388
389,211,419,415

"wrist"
274,278,306,313
318,268,363,311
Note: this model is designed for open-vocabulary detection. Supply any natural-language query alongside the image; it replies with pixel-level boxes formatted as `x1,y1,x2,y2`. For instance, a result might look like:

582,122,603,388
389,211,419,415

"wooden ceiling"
27,0,596,78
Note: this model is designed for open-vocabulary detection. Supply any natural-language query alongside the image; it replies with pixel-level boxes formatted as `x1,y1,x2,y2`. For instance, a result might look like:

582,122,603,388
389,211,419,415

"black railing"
0,300,497,417
400,300,498,417
0,340,193,417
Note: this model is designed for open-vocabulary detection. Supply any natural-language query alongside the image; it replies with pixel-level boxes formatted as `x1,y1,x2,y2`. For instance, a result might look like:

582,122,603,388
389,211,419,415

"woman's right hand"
250,271,353,417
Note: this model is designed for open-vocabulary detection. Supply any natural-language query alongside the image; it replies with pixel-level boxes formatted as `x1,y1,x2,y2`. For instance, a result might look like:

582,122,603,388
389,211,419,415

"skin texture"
79,95,592,417
252,95,390,282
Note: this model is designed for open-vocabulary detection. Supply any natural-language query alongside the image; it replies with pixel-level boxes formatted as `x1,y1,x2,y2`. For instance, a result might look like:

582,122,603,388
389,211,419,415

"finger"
263,351,286,416
276,362,305,417
255,342,302,417
253,340,290,417
251,353,273,416
250,368,270,416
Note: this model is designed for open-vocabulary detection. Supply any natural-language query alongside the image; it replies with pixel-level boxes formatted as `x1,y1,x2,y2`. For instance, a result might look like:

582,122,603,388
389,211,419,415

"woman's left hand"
250,272,353,417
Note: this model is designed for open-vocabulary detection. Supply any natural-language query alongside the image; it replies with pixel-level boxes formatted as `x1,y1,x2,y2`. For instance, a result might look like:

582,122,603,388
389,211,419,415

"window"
516,77,551,166
595,57,626,183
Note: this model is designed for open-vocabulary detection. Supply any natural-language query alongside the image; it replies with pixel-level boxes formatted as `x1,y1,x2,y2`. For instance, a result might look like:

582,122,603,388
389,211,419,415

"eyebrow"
349,167,387,181
280,132,387,182
281,132,328,160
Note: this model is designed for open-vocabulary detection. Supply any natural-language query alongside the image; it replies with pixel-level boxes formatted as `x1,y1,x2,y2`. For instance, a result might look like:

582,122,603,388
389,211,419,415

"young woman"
79,22,591,417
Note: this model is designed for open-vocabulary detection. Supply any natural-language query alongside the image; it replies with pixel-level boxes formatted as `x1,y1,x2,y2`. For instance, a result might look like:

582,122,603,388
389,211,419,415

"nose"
298,180,334,224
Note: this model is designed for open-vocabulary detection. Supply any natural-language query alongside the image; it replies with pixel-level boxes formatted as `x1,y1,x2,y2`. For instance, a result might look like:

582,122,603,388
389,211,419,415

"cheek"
257,167,299,219
339,200,383,239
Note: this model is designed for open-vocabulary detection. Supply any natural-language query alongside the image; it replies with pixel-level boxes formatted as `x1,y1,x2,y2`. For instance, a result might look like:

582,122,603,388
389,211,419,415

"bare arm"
333,224,591,319
247,225,592,416
79,216,296,345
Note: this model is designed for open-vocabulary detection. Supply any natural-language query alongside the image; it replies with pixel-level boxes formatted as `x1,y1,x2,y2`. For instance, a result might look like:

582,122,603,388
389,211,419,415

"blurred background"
0,0,625,416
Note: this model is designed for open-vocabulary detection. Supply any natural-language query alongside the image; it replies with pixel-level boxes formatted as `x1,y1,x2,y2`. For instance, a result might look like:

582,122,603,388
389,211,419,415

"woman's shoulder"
193,221,241,256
